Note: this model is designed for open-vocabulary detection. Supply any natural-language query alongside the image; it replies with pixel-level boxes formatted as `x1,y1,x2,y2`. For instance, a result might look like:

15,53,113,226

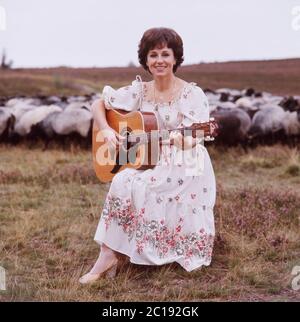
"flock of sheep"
208,87,300,147
0,94,95,148
0,87,300,149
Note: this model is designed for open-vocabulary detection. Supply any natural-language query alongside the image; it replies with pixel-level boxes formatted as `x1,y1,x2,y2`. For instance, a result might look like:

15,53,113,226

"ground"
0,142,299,301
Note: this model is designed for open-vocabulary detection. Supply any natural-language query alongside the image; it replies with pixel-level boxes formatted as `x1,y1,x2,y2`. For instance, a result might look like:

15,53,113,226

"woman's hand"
101,126,125,152
170,131,195,150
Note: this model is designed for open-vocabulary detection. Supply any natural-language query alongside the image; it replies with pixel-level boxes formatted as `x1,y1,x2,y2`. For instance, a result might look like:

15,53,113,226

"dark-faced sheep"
210,107,251,149
0,108,16,142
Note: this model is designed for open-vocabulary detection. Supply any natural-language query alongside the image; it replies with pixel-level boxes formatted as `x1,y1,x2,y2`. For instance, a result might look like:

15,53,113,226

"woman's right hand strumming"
91,99,125,151
101,126,126,151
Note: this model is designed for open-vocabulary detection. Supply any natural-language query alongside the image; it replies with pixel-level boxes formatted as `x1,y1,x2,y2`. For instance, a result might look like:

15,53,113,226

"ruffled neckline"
133,79,197,107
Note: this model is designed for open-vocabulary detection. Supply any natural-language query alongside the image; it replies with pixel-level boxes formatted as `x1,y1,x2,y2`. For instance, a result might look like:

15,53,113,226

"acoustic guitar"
92,108,219,183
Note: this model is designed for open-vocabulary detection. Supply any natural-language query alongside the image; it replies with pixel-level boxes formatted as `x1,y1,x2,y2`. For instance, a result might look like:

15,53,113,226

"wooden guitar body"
92,109,160,183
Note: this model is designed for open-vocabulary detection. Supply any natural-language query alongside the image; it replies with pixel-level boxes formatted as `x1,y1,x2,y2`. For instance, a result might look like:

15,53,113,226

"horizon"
3,57,300,70
0,0,300,68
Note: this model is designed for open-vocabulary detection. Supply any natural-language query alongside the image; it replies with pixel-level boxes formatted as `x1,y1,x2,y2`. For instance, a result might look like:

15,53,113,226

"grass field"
0,143,300,301
1,59,300,301
1,58,300,97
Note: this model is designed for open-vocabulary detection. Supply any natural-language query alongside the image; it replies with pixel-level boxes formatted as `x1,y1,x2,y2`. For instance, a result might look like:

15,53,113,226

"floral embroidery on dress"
101,193,214,267
156,196,163,204
150,176,156,182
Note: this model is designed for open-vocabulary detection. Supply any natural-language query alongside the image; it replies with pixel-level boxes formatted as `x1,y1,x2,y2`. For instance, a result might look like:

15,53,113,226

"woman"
79,27,216,284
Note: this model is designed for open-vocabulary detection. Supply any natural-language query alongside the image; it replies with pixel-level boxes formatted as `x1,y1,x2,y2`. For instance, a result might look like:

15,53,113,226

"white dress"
94,76,216,272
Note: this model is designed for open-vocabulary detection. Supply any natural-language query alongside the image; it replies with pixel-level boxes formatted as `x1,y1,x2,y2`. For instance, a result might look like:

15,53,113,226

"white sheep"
248,105,286,138
10,103,38,123
216,101,236,109
215,88,242,96
67,96,88,103
52,107,92,137
235,97,253,109
13,105,62,136
6,97,41,108
64,101,91,112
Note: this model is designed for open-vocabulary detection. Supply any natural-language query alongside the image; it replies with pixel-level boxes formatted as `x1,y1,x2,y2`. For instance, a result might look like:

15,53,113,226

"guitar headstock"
209,117,219,138
188,117,219,140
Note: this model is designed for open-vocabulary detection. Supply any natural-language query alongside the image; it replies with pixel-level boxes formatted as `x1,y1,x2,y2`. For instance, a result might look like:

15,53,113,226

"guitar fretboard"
127,124,208,144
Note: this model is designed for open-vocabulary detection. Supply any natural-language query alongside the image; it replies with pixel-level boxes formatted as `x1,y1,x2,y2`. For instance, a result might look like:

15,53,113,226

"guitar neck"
128,122,210,144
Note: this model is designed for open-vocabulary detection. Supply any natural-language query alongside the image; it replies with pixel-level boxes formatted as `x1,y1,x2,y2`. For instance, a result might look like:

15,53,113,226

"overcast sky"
0,0,299,68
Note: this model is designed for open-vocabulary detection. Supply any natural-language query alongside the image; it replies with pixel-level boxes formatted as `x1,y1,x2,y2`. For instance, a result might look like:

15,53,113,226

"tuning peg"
209,117,215,121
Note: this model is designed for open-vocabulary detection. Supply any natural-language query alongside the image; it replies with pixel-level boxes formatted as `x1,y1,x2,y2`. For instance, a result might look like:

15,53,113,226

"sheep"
215,101,236,109
31,110,63,149
211,107,251,149
235,97,253,109
279,96,300,112
5,98,24,107
266,95,284,106
206,93,221,106
6,97,41,108
67,96,88,103
0,97,9,106
235,97,259,119
64,101,91,112
2,89,298,149
52,107,92,137
215,88,242,97
35,106,93,149
13,105,62,136
0,107,16,141
241,88,255,96
9,102,39,122
250,97,268,108
282,110,300,146
247,105,286,146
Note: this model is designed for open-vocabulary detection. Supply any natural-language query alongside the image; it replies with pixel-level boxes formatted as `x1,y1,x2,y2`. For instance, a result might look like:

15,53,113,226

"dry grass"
0,143,300,301
1,58,300,97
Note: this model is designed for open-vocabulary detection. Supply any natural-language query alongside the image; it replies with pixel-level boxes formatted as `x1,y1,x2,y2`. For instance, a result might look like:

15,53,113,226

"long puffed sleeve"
101,76,143,112
178,84,210,127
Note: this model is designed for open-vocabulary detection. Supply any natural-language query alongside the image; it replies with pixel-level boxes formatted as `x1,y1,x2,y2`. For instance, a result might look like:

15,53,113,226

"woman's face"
146,44,176,77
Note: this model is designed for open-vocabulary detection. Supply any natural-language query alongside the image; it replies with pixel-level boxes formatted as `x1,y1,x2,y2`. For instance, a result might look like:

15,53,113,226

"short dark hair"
138,27,184,73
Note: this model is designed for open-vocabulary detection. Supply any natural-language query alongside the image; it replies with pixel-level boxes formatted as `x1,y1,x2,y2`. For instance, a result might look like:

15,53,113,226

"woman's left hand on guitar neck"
161,132,197,150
